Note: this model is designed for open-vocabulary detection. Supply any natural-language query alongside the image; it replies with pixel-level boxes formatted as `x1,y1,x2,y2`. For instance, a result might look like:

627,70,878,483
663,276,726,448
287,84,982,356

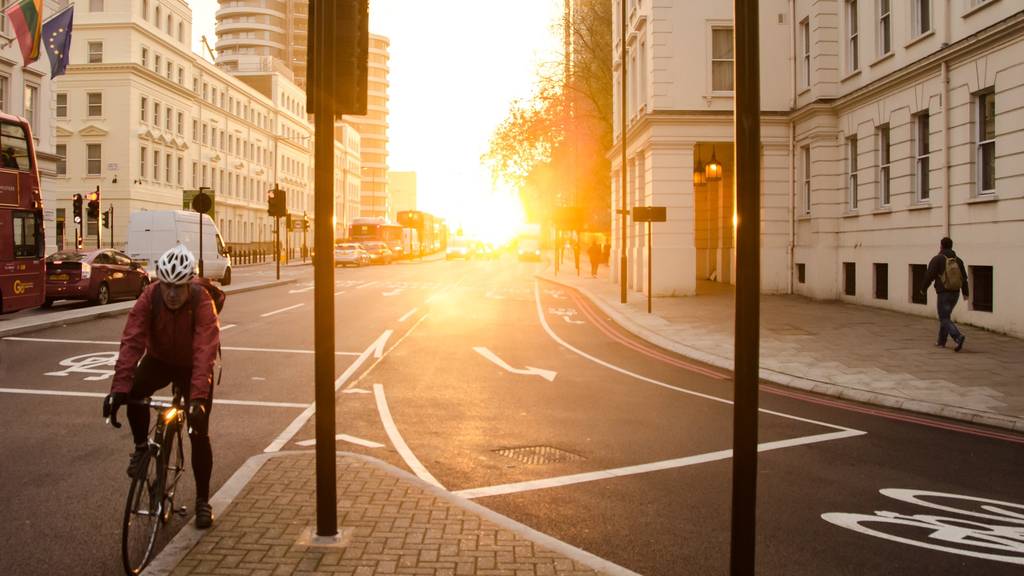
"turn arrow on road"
472,346,558,382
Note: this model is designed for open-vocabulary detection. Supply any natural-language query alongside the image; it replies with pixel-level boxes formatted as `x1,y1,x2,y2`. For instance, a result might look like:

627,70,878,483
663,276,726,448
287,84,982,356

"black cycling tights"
127,355,213,501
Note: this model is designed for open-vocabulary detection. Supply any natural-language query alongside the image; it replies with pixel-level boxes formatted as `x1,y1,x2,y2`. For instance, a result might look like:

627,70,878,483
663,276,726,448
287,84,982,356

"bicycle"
110,387,189,575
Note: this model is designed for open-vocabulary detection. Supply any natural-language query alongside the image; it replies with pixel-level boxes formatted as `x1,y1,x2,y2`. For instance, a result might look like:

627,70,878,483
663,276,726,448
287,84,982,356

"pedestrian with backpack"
101,244,223,529
924,237,969,352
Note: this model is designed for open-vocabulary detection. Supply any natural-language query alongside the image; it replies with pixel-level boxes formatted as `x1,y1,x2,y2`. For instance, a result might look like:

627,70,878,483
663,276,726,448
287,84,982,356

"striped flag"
3,0,44,66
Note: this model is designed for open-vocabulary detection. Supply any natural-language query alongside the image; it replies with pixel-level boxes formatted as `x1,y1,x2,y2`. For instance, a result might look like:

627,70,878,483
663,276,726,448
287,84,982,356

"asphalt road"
0,256,1021,575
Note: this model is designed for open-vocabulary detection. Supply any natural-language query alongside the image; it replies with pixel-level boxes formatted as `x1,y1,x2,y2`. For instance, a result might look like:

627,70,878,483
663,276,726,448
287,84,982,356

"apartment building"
214,0,308,89
612,0,1023,336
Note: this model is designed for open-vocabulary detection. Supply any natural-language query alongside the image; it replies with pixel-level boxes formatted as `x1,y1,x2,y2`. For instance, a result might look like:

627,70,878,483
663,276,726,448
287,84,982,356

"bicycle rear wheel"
121,447,161,575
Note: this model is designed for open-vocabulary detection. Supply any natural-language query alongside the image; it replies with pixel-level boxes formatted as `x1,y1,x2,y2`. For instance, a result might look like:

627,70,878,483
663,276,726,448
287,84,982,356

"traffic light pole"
108,206,114,249
275,216,281,280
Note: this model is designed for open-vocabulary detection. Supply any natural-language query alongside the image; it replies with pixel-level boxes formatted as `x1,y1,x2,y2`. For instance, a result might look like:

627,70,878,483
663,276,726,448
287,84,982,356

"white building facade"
612,0,1024,337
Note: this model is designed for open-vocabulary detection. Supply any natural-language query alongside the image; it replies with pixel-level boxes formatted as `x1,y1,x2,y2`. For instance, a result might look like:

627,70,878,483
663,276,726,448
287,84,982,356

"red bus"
348,217,403,256
0,113,45,314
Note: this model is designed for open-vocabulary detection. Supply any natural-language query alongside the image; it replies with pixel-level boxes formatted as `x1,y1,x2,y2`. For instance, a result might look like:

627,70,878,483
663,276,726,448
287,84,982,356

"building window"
88,41,103,63
55,93,68,118
165,153,172,182
192,162,198,187
141,47,148,67
177,111,184,135
177,156,183,185
178,22,183,43
874,263,888,300
797,263,806,284
844,262,856,296
915,111,930,201
800,19,810,88
969,265,993,312
877,124,890,207
846,0,859,72
976,90,995,195
878,0,891,55
177,67,184,85
87,144,102,175
912,0,931,37
0,76,7,112
711,28,733,92
90,0,104,12
154,54,161,73
87,92,102,117
165,107,172,130
153,150,159,180
801,145,811,214
202,123,208,145
155,6,160,27
55,144,66,176
140,96,148,122
140,0,148,19
166,61,173,80
153,102,161,126
847,135,858,210
23,84,38,129
140,146,147,178
192,119,198,142
910,264,928,304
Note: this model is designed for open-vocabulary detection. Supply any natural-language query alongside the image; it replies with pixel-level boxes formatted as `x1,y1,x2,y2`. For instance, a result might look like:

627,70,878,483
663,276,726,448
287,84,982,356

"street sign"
292,217,305,231
183,189,216,219
631,206,667,222
191,191,213,214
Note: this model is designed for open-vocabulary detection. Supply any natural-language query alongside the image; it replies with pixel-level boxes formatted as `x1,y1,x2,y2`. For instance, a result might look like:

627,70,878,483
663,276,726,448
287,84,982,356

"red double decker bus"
0,112,45,313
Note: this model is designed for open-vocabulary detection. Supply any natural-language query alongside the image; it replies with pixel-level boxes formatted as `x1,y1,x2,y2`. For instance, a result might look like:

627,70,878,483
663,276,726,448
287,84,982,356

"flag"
3,0,43,66
41,5,73,78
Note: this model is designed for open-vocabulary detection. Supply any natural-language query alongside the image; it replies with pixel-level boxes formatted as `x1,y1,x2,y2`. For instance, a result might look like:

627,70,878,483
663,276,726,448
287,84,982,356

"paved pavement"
540,266,1024,434
148,452,631,576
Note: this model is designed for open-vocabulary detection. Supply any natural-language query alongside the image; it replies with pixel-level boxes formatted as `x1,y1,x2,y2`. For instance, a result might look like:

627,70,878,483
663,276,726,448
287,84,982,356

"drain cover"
494,446,585,465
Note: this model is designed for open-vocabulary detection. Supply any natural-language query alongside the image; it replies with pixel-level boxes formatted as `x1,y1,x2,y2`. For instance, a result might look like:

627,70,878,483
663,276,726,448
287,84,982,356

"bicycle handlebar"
105,395,183,429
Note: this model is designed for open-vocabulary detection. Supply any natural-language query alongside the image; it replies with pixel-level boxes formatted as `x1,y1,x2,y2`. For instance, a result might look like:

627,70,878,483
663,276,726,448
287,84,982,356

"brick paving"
164,453,620,576
542,271,1024,433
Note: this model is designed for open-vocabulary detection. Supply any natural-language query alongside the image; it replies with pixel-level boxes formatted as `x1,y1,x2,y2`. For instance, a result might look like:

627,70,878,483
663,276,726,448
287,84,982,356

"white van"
126,210,232,285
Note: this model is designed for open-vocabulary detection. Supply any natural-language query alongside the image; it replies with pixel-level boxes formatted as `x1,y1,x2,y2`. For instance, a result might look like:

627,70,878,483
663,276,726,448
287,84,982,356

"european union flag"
41,6,74,78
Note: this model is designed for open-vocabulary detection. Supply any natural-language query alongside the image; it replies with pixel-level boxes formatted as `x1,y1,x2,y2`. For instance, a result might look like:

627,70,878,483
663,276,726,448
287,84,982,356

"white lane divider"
288,286,315,294
473,346,558,382
374,383,445,489
260,303,304,317
382,289,403,297
264,329,393,453
220,324,237,331
0,387,308,408
294,434,385,449
398,307,417,323
356,281,378,289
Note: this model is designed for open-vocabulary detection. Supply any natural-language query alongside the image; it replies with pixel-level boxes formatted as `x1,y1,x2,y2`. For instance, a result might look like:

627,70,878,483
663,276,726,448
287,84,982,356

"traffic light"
307,0,368,115
302,215,310,231
72,193,83,224
101,209,110,229
86,189,100,219
267,187,286,217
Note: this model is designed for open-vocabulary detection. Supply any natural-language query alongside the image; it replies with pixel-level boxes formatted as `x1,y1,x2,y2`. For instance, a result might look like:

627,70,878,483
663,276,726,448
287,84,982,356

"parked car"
334,243,370,267
445,237,476,260
43,249,149,306
517,238,542,262
361,241,393,264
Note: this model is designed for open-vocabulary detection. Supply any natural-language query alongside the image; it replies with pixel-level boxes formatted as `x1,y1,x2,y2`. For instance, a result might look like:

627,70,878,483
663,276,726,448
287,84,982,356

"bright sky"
192,0,564,243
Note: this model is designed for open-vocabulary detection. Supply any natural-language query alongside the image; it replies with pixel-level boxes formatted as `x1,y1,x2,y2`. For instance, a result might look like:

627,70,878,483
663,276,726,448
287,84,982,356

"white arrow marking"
382,289,403,297
373,330,392,359
294,434,385,449
342,387,372,394
562,316,585,325
398,307,417,323
472,347,557,382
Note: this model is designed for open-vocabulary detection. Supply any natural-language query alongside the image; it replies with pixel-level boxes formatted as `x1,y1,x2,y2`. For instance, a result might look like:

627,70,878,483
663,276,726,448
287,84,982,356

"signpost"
191,187,213,278
183,188,216,220
631,206,667,314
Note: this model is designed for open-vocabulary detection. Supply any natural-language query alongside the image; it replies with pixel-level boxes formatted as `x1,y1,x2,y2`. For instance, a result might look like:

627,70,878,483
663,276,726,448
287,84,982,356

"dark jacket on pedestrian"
925,249,969,297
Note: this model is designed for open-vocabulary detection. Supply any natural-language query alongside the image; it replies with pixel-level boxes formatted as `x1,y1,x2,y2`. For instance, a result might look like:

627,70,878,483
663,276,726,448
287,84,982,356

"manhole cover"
494,446,585,465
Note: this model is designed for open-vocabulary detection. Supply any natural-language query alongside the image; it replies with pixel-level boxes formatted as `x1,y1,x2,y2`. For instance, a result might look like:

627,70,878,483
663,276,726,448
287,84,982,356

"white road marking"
294,434,385,448
382,289,403,297
374,383,445,489
5,336,119,345
220,324,237,331
455,429,865,499
5,337,362,356
473,346,557,382
260,303,304,317
334,290,346,296
0,387,307,408
264,329,393,453
356,281,378,289
398,307,417,323
562,316,585,325
288,286,315,294
342,387,372,394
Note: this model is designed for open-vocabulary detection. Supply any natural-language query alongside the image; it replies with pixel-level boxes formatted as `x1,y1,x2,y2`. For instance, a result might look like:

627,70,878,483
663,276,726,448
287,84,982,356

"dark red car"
43,249,149,307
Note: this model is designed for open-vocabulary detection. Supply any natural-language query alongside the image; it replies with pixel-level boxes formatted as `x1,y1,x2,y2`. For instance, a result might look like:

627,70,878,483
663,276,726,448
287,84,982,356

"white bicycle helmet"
155,244,196,285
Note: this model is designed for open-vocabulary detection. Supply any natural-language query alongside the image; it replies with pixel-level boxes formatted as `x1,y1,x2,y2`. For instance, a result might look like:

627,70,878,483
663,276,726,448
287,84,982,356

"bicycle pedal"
174,506,188,517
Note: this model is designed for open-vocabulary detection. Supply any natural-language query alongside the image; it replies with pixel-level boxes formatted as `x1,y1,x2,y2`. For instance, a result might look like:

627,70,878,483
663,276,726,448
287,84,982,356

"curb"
0,279,296,339
145,450,641,576
538,274,1024,434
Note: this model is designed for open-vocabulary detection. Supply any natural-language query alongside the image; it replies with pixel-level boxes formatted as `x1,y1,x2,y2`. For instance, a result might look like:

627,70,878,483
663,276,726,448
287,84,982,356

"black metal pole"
275,216,280,280
647,221,652,314
109,206,113,248
731,0,761,574
311,0,337,538
94,187,101,250
619,0,628,304
198,206,204,278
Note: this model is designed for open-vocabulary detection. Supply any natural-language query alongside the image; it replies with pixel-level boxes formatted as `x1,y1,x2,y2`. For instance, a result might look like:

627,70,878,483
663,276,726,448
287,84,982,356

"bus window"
0,121,32,171
13,210,42,258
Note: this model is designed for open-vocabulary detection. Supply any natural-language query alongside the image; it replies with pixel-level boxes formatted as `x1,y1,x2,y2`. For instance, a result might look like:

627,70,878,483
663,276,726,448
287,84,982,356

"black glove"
187,400,209,436
103,392,128,428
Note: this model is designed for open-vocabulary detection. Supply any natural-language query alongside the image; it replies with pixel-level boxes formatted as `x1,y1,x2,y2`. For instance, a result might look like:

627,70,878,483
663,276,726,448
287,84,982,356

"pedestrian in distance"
923,237,969,352
102,244,221,529
587,242,602,278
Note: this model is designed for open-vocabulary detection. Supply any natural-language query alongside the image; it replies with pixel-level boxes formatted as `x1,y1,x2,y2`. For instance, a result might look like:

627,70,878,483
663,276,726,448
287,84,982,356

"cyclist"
102,244,220,529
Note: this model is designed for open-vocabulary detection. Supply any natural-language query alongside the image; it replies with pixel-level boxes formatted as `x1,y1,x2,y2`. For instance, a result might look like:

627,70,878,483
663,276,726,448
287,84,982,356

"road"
1,256,1021,575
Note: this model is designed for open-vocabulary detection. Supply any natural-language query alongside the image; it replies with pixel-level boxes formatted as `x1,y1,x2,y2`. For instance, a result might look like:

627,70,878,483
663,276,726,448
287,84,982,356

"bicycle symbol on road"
822,488,1024,565
544,289,568,300
548,307,585,325
45,351,119,381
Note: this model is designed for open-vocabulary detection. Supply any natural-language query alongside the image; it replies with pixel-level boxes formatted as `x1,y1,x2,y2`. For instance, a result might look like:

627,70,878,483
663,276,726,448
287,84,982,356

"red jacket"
112,281,220,400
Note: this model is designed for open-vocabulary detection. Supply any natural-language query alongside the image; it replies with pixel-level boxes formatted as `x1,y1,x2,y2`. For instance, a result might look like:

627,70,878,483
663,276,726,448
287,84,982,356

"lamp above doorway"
705,145,723,182
693,146,707,186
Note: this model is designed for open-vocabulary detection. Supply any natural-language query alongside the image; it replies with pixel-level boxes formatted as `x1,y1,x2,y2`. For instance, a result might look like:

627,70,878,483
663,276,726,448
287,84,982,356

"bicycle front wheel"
160,422,185,524
122,447,161,575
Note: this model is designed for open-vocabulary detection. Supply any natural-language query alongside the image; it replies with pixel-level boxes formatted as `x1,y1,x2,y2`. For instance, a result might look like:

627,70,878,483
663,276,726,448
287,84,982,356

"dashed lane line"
260,303,304,317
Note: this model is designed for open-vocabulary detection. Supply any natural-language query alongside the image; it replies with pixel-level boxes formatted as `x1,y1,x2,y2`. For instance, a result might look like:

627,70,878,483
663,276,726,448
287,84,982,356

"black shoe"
127,445,148,478
954,335,965,352
195,499,214,529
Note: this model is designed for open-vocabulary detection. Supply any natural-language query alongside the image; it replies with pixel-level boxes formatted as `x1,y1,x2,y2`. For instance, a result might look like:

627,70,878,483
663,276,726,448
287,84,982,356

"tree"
483,0,612,232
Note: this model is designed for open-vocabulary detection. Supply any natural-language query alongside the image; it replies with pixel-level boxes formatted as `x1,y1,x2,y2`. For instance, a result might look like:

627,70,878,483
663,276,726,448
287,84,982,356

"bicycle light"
163,407,179,423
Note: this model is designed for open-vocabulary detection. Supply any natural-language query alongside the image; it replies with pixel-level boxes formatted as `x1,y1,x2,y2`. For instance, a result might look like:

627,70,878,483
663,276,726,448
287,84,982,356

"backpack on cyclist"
940,256,963,291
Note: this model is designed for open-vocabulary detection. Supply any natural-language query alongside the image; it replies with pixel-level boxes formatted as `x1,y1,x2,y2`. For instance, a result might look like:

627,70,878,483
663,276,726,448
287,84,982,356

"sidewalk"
540,268,1024,434
147,452,635,576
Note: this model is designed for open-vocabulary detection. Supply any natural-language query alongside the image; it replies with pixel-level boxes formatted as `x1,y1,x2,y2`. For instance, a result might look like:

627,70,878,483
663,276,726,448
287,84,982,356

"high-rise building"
345,34,391,220
214,0,309,89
